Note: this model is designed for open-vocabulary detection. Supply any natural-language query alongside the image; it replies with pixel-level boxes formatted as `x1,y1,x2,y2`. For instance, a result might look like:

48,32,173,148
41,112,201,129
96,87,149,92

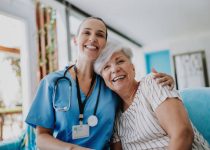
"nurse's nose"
89,34,97,42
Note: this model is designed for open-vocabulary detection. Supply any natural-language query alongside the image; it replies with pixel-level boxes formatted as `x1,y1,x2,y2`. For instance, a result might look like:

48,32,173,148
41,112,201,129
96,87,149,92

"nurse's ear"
73,36,78,46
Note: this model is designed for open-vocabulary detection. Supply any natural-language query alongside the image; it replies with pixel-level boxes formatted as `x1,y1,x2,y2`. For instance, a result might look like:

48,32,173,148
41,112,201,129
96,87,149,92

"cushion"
180,87,210,144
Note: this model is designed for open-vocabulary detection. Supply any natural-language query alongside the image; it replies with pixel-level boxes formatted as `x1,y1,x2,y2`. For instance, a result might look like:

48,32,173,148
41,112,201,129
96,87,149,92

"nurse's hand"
36,126,92,150
152,68,175,90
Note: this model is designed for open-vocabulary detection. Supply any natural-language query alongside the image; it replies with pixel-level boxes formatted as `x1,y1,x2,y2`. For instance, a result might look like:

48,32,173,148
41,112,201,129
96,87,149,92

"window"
0,14,25,141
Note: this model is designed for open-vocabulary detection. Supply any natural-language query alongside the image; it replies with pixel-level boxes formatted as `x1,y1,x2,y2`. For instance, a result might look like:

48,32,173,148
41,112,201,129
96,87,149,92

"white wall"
142,31,210,85
132,49,146,81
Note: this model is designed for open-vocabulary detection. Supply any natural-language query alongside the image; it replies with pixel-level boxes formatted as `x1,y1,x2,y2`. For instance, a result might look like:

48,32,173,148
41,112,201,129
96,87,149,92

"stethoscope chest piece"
87,115,98,127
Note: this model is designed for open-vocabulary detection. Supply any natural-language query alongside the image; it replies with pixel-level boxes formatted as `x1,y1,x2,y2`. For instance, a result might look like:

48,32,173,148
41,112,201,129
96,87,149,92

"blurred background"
0,0,209,142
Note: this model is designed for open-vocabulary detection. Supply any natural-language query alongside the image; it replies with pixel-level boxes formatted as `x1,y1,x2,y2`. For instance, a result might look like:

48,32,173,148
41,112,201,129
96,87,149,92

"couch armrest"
0,136,23,150
180,87,210,144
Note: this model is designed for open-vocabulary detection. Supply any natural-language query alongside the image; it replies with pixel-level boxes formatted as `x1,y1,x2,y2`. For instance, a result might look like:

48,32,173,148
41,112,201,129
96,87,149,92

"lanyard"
74,65,100,124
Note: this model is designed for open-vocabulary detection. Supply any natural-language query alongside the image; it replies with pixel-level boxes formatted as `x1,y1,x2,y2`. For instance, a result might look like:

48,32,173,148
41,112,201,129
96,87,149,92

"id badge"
72,124,89,139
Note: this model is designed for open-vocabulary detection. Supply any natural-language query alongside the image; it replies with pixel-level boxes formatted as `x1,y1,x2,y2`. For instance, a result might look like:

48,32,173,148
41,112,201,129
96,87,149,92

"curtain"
36,1,58,81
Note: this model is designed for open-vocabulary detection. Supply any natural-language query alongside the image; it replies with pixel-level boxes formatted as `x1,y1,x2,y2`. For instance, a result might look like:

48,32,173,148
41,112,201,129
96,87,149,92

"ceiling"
67,0,210,47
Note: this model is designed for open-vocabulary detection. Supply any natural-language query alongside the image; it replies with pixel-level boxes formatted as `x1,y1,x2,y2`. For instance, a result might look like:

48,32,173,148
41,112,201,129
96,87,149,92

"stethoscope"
52,65,73,112
52,65,100,127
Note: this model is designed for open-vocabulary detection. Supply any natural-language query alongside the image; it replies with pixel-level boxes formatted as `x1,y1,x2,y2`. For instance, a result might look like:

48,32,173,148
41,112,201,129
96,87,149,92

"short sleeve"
25,77,55,129
142,74,181,111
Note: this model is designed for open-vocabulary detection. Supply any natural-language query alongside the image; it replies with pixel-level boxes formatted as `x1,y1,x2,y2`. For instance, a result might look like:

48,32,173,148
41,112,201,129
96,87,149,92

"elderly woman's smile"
112,75,126,82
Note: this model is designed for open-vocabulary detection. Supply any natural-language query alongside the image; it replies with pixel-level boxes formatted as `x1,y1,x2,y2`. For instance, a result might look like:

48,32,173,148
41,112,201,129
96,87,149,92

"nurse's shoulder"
40,69,66,87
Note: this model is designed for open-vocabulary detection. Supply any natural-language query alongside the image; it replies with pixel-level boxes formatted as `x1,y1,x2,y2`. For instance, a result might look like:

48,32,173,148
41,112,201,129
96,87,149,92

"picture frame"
173,51,209,90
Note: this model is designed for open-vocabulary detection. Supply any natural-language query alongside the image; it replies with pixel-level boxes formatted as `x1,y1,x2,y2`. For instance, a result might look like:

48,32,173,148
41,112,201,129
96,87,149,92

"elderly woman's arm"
155,99,194,150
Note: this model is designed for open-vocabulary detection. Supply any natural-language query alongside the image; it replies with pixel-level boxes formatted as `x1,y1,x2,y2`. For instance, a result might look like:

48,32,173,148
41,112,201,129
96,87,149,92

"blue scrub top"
25,69,119,149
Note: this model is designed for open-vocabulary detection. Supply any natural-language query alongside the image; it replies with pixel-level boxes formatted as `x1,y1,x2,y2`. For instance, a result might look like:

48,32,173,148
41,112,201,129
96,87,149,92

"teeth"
86,45,97,49
112,75,125,82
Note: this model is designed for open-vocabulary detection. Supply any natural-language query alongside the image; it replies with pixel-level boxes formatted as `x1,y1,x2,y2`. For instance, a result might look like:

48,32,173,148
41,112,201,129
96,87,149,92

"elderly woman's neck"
120,80,139,109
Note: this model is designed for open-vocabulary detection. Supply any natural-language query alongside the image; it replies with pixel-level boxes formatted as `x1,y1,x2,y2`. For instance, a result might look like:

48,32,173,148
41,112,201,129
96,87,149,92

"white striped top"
112,74,210,150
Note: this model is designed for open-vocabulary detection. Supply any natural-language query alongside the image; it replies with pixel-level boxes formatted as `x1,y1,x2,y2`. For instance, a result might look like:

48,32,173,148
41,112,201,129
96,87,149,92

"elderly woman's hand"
152,68,175,90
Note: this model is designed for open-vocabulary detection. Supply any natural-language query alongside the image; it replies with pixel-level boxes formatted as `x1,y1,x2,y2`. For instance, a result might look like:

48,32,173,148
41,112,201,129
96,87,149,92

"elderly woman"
94,42,210,150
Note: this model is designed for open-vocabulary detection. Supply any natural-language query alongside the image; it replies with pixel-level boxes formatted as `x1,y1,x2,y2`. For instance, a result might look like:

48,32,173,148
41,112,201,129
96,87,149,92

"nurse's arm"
110,141,122,150
36,126,91,150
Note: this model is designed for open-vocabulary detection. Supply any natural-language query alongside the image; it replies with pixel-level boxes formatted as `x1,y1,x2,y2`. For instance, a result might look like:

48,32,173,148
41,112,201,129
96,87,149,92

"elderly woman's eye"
117,60,125,64
103,65,110,70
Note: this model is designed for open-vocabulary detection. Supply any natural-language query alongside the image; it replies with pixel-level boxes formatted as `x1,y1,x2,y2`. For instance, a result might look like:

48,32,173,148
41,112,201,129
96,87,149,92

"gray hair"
94,41,133,75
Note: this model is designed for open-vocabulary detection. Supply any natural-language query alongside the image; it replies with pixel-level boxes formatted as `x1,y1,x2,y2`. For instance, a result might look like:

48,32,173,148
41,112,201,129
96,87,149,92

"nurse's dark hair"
77,17,108,40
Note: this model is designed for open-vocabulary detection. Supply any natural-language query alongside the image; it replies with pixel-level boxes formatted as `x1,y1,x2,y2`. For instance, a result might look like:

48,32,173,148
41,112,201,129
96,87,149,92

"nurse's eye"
96,33,105,38
83,31,90,35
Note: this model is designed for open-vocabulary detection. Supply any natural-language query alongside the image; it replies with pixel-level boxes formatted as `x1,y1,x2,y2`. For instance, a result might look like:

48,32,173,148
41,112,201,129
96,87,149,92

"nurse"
25,17,174,150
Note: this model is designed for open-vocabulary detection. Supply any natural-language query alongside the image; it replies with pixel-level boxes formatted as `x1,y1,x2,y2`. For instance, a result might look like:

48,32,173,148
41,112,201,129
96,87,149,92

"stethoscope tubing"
52,65,101,120
52,65,74,111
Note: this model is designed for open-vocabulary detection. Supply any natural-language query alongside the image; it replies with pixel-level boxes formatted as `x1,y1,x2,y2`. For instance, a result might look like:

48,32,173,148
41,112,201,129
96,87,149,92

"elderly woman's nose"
111,65,119,73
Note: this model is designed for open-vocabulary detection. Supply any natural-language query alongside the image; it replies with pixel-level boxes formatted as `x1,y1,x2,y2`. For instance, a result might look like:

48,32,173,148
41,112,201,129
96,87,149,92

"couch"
0,124,36,150
180,87,210,144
